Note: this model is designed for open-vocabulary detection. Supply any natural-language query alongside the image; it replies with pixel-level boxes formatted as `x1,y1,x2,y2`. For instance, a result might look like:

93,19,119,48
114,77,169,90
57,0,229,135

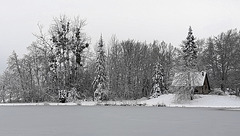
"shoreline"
1,102,240,109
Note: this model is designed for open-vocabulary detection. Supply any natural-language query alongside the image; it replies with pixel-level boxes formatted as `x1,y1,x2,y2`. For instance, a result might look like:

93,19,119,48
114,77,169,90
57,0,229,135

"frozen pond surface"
0,106,239,136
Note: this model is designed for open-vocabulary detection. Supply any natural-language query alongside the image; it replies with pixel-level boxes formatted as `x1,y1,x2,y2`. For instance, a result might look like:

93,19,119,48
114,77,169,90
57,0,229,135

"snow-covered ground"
0,101,96,106
1,94,240,108
140,94,240,108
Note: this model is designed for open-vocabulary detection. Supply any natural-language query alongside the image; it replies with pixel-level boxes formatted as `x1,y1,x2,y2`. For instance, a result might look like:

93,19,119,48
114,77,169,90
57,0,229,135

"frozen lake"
0,106,239,136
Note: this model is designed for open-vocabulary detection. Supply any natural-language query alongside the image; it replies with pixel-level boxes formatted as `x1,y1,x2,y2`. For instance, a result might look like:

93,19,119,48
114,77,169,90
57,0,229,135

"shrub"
156,102,166,107
209,88,224,95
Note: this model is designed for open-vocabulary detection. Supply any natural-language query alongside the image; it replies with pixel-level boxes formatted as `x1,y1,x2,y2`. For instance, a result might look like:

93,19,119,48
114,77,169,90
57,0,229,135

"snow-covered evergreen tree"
150,62,166,98
176,26,198,101
92,35,108,101
183,26,198,70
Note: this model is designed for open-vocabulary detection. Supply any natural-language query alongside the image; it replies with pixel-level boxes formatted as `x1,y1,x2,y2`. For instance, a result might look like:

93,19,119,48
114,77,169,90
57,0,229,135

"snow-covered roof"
171,71,207,87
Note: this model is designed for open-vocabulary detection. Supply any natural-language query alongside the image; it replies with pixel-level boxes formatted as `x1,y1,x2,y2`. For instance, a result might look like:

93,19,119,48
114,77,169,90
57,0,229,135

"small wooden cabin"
171,71,210,94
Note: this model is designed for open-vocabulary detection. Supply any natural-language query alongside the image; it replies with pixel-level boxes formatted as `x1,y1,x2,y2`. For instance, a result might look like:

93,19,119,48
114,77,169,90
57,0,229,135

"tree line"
0,16,240,103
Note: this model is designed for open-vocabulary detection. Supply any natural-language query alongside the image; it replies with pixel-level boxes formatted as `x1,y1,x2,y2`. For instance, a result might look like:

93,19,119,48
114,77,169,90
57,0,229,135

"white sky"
0,0,240,74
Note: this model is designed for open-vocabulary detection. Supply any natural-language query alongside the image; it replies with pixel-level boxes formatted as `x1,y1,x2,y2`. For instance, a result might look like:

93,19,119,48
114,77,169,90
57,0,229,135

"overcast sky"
1,0,240,74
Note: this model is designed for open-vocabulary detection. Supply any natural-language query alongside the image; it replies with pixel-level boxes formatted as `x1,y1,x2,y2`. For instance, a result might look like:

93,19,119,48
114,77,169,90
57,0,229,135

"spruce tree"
177,26,198,101
92,35,108,101
183,26,198,70
150,62,166,98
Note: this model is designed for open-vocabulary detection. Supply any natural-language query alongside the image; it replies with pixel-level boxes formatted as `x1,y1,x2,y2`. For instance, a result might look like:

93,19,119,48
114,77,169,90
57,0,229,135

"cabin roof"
171,71,207,87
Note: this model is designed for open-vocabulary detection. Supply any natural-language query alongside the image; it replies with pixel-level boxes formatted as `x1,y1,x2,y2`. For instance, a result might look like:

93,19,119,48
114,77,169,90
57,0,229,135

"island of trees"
1,16,240,103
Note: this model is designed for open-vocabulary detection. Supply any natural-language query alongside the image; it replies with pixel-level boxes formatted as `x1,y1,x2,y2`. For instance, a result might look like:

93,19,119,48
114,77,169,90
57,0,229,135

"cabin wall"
172,85,209,94
194,81,210,94
202,78,210,94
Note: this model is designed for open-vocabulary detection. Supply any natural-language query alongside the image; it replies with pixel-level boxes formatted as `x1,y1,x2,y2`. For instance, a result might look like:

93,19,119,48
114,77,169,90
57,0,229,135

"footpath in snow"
1,94,240,108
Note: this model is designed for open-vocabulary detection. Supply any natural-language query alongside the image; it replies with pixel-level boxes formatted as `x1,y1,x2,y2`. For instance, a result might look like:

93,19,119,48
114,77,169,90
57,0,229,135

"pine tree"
92,35,108,101
183,26,198,70
150,62,166,98
177,26,198,101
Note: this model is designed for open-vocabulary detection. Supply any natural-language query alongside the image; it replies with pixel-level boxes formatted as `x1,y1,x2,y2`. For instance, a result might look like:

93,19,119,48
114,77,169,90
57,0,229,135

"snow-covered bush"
76,101,82,106
94,84,109,101
209,89,225,95
120,103,131,106
174,86,194,102
137,103,146,106
43,102,50,106
229,91,236,95
155,102,166,107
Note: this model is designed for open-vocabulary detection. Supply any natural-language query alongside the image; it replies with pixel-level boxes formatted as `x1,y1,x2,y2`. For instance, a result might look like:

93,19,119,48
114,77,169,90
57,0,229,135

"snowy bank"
0,102,78,106
1,94,240,108
0,101,99,106
140,94,240,108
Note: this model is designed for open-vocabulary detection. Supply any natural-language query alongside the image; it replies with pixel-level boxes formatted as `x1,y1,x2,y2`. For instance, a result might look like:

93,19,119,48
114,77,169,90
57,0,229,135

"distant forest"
1,16,240,103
